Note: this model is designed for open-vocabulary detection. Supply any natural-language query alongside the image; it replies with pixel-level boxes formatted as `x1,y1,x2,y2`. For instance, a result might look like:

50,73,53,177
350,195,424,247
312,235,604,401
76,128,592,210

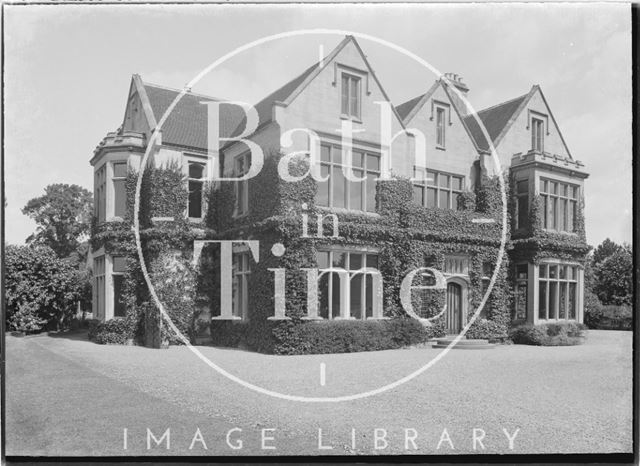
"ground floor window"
538,263,578,321
232,252,251,319
94,256,105,319
316,249,380,319
112,256,127,318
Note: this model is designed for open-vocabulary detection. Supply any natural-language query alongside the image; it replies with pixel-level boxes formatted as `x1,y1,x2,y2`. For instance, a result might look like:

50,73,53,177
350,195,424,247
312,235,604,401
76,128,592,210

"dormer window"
531,117,544,152
341,73,361,119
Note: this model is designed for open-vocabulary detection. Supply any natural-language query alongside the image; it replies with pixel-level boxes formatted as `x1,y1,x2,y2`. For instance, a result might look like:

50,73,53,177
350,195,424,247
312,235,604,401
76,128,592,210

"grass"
5,330,633,456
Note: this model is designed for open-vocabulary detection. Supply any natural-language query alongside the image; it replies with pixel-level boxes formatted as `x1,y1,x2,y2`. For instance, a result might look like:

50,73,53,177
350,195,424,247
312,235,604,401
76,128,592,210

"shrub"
584,290,604,329
211,317,444,355
5,245,86,332
510,321,587,346
595,305,632,330
88,319,132,345
465,318,508,342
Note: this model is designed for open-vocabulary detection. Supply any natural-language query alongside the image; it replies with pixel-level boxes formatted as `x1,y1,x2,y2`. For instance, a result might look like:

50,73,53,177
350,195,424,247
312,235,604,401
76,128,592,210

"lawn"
5,330,633,456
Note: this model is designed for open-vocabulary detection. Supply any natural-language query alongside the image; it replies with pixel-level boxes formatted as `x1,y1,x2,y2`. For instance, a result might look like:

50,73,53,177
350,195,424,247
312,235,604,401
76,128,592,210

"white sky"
3,3,632,247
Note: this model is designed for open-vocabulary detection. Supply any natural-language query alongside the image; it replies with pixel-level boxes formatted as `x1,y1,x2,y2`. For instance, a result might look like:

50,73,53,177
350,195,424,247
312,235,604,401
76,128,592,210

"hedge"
465,318,508,342
585,304,632,330
509,321,587,346
212,318,445,355
88,318,133,345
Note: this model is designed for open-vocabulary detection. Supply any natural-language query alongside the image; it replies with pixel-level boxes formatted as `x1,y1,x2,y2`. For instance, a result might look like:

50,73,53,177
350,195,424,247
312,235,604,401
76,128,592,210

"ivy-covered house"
89,36,589,351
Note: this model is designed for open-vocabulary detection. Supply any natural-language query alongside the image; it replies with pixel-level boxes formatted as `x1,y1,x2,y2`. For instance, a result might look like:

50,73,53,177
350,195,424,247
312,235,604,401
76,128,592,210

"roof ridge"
472,92,529,115
141,79,221,101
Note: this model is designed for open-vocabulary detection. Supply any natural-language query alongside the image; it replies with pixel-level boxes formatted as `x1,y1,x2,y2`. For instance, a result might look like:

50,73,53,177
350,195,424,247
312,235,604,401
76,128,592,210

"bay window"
95,165,106,222
538,263,579,321
112,256,127,318
113,162,127,219
540,179,578,232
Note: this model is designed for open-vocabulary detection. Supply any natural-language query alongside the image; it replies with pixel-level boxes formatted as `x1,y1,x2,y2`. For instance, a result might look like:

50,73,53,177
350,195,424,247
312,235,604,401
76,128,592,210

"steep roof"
395,93,426,121
463,92,530,152
138,80,246,151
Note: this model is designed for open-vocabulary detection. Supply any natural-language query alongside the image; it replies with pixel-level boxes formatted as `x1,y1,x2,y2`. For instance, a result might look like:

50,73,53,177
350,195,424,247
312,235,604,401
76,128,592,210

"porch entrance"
446,282,463,334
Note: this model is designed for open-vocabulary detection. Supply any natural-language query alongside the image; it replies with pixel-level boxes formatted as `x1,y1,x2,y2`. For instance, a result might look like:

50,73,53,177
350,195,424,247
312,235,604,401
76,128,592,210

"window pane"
426,171,437,186
349,253,363,270
350,274,363,319
439,190,450,209
549,265,557,279
332,251,347,268
114,179,126,218
366,173,377,213
341,75,349,115
350,78,359,117
568,283,577,319
188,180,203,218
367,154,380,172
439,174,450,188
548,282,557,319
558,199,566,231
189,163,204,179
516,180,528,194
365,275,374,318
332,165,346,208
549,198,556,229
366,254,378,269
112,256,127,273
331,273,342,319
518,195,529,229
540,179,547,193
539,264,547,278
571,186,578,199
319,273,330,319
452,192,460,211
559,282,567,319
516,264,528,279
316,165,330,206
538,282,547,319
352,151,364,168
550,182,557,195
113,162,127,178
113,275,126,317
321,145,331,162
559,265,566,280
317,251,330,269
427,188,437,207
350,173,364,211
452,177,462,191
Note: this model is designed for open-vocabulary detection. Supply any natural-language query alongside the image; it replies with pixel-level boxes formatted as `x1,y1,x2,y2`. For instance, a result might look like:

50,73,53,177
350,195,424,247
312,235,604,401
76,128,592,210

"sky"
3,3,632,248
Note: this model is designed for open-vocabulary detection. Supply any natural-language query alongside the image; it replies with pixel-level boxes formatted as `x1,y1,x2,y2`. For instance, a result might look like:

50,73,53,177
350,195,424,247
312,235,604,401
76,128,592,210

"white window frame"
316,142,380,212
94,165,107,223
539,178,579,233
340,72,362,120
112,161,128,220
538,262,580,322
315,248,382,320
436,106,446,148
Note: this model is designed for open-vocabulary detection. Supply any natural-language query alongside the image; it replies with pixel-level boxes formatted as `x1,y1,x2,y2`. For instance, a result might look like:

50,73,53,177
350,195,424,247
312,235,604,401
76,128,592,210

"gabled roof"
463,91,531,152
230,35,406,137
130,75,246,151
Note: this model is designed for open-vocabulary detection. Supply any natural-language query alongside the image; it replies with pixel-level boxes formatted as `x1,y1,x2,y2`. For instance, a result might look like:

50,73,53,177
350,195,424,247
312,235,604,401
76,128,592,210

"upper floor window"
531,117,544,152
316,143,379,212
234,153,250,217
95,165,106,222
232,251,251,319
341,73,361,119
188,162,205,219
540,179,578,232
113,162,127,219
413,168,463,210
436,107,446,148
515,179,529,230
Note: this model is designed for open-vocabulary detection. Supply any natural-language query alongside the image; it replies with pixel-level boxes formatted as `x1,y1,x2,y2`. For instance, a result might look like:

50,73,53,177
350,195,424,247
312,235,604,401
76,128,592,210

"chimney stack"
442,72,470,115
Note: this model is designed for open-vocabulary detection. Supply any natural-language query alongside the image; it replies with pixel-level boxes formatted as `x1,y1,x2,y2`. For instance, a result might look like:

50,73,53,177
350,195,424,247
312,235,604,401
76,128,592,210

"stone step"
432,338,496,349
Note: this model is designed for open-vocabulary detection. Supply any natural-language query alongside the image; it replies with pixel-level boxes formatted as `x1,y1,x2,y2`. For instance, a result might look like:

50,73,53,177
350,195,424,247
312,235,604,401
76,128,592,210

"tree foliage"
22,184,93,257
5,245,86,332
594,248,632,306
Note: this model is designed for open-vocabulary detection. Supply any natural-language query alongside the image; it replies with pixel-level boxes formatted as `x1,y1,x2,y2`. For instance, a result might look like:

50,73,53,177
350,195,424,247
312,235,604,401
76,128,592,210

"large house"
89,36,589,349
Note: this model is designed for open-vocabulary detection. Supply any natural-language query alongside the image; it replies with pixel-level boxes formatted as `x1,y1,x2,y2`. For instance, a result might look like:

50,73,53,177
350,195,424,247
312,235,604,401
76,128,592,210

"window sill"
340,114,363,124
232,212,249,220
188,217,204,224
541,229,578,236
105,216,125,223
435,145,446,151
316,205,380,218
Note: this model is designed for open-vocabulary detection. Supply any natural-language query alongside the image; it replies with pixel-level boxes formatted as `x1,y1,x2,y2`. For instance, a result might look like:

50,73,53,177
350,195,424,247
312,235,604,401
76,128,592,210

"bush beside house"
510,321,587,346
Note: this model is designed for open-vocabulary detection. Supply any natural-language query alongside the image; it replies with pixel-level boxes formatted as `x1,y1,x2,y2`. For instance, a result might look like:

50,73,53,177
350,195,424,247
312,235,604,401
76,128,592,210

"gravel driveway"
5,330,632,456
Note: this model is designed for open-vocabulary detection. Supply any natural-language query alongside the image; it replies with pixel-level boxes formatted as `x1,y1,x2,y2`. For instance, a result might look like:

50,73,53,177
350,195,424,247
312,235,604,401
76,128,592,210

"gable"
494,86,573,167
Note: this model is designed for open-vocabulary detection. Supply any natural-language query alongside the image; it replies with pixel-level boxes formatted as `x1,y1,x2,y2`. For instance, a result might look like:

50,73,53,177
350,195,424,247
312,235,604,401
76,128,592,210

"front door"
446,282,463,334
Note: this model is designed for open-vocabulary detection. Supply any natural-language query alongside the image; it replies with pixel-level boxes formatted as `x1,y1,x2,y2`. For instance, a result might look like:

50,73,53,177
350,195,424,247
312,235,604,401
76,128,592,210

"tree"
594,248,632,306
5,245,87,332
592,238,623,266
22,184,93,257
